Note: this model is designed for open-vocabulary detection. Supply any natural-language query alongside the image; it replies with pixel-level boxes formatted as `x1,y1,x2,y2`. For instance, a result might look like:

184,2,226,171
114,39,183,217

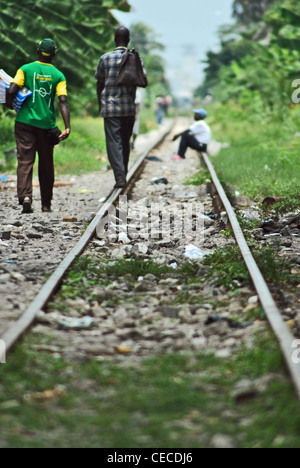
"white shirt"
135,89,143,105
189,120,212,144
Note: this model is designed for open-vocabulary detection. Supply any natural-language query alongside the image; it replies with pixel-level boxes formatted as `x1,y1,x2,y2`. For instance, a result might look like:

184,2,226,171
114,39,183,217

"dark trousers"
15,121,55,207
104,116,135,182
178,132,207,158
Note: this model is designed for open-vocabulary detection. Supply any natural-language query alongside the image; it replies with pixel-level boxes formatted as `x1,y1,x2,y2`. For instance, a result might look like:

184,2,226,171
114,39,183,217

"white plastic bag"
184,244,208,260
0,80,6,104
0,69,32,112
12,86,33,113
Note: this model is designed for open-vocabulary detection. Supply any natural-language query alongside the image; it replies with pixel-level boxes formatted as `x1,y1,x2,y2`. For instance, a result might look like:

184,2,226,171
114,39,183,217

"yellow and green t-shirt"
13,61,67,129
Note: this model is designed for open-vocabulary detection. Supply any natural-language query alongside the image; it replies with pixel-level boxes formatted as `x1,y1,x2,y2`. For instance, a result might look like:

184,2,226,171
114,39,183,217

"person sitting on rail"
6,38,71,214
172,109,211,160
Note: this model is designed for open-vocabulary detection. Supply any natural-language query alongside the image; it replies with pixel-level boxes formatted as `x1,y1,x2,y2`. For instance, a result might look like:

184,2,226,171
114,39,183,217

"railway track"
0,121,174,351
1,118,300,402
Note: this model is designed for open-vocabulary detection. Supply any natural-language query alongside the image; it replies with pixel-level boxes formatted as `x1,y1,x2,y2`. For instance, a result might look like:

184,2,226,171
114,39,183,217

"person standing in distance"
95,26,147,188
6,38,71,214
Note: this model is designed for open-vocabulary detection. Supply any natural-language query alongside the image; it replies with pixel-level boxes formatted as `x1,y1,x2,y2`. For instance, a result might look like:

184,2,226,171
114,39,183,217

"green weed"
208,102,300,202
55,255,173,301
245,307,266,322
0,332,299,447
204,243,299,291
104,257,172,279
253,245,300,286
184,169,211,186
204,245,250,290
272,195,300,215
172,291,205,306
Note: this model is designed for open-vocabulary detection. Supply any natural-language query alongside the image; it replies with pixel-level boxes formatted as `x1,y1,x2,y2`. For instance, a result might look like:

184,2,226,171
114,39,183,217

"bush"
0,108,15,150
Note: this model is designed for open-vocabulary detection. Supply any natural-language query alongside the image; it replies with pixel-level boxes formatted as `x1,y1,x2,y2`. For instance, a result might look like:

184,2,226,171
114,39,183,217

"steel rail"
202,152,300,401
1,121,174,354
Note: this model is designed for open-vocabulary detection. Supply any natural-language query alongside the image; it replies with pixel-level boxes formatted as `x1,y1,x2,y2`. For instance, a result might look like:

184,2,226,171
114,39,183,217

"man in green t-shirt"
6,38,71,213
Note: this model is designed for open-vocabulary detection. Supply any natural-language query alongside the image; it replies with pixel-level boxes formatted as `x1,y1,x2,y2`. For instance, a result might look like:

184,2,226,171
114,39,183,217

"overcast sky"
113,0,234,93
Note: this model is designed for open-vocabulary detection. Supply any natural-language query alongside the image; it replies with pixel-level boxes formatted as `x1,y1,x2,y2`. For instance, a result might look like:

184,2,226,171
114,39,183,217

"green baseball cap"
38,38,57,56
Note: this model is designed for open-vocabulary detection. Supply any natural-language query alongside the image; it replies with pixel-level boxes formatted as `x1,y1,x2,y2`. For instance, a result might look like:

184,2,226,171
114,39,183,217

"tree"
129,22,165,57
196,35,254,98
233,0,277,24
0,0,130,96
130,22,170,100
201,0,300,117
265,0,300,51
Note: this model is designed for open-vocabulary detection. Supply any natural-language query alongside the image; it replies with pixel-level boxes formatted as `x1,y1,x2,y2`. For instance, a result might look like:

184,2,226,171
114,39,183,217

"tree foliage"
196,0,300,117
195,35,255,97
130,22,170,98
0,3,170,115
0,0,130,95
233,0,277,23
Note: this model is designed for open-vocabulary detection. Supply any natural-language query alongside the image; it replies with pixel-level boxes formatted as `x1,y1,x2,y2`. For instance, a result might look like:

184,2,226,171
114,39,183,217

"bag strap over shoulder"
116,49,148,88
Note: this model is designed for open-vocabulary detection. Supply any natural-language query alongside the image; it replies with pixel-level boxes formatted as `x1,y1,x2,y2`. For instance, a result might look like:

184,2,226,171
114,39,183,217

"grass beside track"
0,108,158,177
207,103,300,212
0,256,299,448
0,116,108,176
0,332,299,448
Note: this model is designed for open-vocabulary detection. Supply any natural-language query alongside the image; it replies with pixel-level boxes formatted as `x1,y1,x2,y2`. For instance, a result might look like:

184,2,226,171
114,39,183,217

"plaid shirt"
95,47,146,118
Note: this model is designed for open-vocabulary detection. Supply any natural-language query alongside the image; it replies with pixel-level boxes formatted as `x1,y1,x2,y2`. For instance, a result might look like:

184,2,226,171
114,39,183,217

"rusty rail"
202,151,300,401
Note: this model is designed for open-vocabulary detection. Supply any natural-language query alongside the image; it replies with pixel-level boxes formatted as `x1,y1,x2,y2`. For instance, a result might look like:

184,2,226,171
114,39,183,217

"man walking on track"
6,38,71,214
95,26,147,189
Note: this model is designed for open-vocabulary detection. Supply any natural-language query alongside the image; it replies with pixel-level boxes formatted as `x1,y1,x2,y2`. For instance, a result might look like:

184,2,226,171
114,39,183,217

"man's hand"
58,95,71,141
97,81,104,115
59,128,71,141
172,130,189,141
6,83,20,109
